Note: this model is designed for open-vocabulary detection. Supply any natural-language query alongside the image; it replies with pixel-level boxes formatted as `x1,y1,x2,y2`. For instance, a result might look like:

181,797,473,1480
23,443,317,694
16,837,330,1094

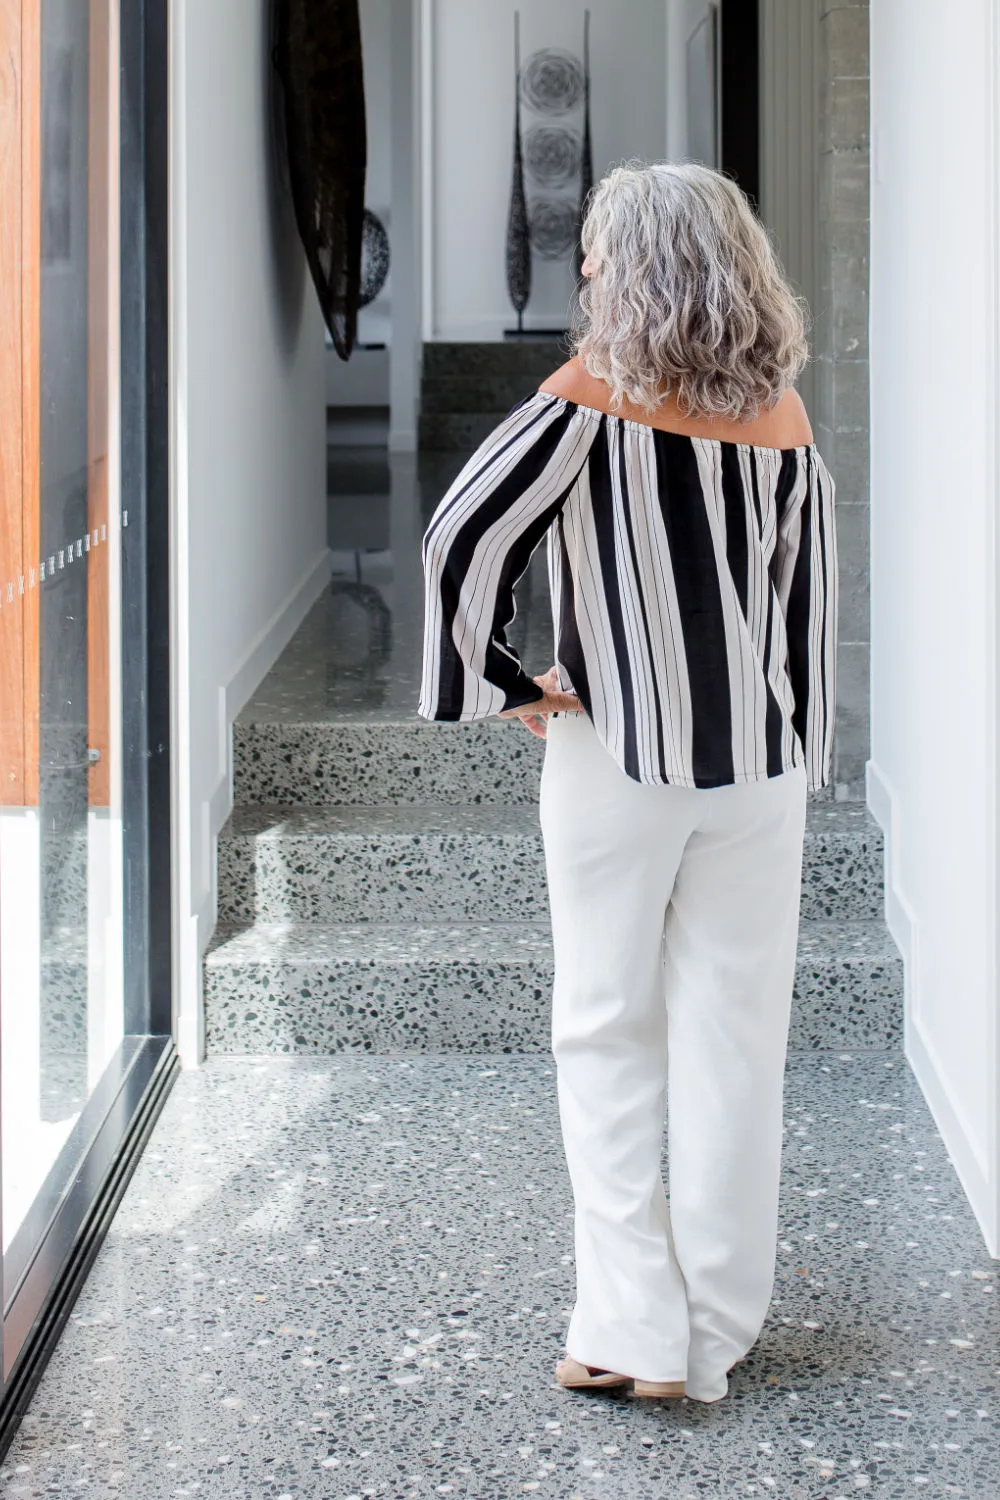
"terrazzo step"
233,716,867,819
421,374,545,414
422,340,568,379
203,917,902,1055
419,412,510,450
233,717,547,807
216,802,885,927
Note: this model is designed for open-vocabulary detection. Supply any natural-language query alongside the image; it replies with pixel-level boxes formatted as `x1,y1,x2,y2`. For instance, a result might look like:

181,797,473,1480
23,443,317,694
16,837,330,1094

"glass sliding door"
0,0,173,1442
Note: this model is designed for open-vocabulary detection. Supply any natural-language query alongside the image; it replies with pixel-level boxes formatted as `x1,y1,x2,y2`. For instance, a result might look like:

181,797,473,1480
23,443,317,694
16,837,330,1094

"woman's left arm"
418,394,595,722
772,449,839,792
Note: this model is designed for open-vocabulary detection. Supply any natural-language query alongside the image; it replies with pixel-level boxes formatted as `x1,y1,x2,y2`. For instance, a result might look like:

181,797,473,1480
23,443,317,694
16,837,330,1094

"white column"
389,0,422,453
869,0,1000,1256
758,0,820,417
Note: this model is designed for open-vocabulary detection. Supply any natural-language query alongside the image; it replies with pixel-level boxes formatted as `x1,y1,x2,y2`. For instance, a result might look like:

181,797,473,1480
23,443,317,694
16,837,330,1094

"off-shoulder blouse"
418,389,837,793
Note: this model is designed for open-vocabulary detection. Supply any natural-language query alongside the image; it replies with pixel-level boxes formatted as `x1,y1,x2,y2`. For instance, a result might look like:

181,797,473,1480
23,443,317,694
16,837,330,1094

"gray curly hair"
571,160,809,419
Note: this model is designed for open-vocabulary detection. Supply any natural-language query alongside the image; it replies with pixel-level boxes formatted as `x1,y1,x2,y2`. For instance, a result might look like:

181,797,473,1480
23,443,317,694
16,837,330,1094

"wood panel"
21,0,39,807
0,0,40,809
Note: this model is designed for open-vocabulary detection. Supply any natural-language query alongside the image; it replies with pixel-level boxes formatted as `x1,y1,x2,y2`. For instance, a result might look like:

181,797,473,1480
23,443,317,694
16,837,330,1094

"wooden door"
0,0,40,809
0,0,116,809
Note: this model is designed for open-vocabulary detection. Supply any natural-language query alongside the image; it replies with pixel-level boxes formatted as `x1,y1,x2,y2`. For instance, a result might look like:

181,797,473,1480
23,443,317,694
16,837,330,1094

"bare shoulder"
538,358,608,406
767,387,814,447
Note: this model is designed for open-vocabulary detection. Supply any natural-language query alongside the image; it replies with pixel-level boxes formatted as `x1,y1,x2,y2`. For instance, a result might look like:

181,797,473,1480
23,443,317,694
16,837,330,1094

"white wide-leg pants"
539,711,807,1403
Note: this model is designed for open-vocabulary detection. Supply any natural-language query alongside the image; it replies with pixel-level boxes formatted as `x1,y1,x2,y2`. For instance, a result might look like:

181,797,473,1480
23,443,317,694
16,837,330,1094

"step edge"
218,800,885,843
205,915,903,963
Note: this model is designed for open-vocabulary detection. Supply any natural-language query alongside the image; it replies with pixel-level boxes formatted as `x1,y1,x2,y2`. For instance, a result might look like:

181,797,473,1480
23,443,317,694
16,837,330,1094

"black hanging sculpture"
505,13,593,335
505,12,532,333
574,11,594,286
273,0,367,359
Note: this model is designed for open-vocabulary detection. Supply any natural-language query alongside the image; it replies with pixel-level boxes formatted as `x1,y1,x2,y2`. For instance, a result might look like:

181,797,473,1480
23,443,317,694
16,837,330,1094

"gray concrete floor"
5,442,992,1497
2,1051,997,1499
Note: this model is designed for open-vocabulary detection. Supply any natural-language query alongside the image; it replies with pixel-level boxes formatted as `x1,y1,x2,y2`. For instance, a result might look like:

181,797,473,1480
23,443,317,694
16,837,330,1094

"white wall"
758,0,819,418
869,0,1000,1255
170,0,329,1064
665,0,715,162
424,0,668,339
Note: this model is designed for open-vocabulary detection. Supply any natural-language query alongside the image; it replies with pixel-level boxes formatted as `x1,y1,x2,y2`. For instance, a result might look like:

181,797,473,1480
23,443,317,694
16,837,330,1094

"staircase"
418,340,568,450
205,713,903,1056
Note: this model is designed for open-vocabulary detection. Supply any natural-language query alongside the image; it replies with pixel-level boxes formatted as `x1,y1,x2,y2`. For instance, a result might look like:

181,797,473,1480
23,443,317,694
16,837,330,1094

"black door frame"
0,0,177,1456
720,0,760,208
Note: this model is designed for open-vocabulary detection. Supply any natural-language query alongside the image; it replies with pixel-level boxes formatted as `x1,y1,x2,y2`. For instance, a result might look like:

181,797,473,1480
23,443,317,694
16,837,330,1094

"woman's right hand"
497,666,582,739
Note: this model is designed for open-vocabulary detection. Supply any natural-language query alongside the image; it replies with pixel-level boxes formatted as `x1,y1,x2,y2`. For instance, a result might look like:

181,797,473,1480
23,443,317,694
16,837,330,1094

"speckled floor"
4,442,979,1496
3,1051,997,1499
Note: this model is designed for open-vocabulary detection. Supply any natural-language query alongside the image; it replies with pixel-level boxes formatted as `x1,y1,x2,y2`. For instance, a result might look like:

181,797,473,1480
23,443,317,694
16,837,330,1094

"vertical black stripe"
812,454,831,771
720,444,749,618
773,449,801,529
554,516,593,721
433,613,467,723
588,426,640,778
653,432,734,787
761,589,786,777
748,447,764,540
749,446,785,775
616,432,667,780
784,455,814,752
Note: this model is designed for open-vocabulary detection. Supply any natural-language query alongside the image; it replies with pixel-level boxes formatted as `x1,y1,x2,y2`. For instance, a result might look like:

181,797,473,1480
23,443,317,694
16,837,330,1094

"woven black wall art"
574,11,594,285
506,11,594,330
505,12,532,329
273,0,367,359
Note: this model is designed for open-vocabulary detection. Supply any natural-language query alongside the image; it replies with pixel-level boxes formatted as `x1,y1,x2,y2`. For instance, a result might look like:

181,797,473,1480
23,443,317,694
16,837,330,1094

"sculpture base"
502,327,568,340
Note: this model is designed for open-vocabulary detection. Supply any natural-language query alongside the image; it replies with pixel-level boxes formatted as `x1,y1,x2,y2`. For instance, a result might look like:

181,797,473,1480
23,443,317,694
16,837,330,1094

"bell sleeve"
771,447,839,793
418,394,596,722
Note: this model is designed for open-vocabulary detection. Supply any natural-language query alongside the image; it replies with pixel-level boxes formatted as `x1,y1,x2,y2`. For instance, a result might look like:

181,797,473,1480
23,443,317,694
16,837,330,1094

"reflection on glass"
1,0,122,1252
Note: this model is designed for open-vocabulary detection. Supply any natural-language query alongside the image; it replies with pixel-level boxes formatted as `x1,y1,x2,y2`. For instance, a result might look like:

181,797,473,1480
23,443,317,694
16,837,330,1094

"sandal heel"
633,1378,686,1398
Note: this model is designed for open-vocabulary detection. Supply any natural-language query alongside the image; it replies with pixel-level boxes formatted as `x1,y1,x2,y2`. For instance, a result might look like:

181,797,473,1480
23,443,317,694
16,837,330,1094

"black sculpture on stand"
505,11,593,339
505,12,532,333
574,11,594,287
359,209,391,308
272,0,367,359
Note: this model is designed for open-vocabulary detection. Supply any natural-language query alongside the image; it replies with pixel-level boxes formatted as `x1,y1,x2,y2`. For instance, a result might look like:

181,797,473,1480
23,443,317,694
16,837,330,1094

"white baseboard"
175,548,333,1065
174,906,205,1068
866,757,917,966
906,1011,996,1255
866,757,999,1257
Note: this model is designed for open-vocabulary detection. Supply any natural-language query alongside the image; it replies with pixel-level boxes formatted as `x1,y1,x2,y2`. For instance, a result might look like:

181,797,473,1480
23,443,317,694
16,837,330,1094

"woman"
418,161,837,1405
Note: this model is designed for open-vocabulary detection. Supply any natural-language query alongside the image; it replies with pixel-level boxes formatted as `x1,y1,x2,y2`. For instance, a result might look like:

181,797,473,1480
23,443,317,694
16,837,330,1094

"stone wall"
813,0,870,800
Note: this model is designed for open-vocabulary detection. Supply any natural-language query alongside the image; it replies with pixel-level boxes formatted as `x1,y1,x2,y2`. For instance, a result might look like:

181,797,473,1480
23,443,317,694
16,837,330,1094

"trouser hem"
565,1325,689,1384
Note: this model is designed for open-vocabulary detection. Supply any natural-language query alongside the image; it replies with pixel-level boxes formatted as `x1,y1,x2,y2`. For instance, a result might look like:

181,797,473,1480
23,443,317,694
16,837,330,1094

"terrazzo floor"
3,1051,998,1499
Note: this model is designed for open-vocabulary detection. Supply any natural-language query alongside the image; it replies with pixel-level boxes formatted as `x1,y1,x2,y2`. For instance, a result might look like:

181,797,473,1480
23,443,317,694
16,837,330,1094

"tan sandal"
555,1356,630,1390
555,1357,686,1397
633,1377,686,1397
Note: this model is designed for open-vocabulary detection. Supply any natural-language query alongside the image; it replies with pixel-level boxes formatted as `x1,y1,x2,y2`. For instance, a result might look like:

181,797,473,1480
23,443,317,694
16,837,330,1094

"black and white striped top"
418,390,837,792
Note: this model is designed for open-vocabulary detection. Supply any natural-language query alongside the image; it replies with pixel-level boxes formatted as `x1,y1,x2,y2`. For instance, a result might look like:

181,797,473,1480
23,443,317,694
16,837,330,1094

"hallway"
6,0,1000,1485
2,1051,996,1498
4,416,997,1498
